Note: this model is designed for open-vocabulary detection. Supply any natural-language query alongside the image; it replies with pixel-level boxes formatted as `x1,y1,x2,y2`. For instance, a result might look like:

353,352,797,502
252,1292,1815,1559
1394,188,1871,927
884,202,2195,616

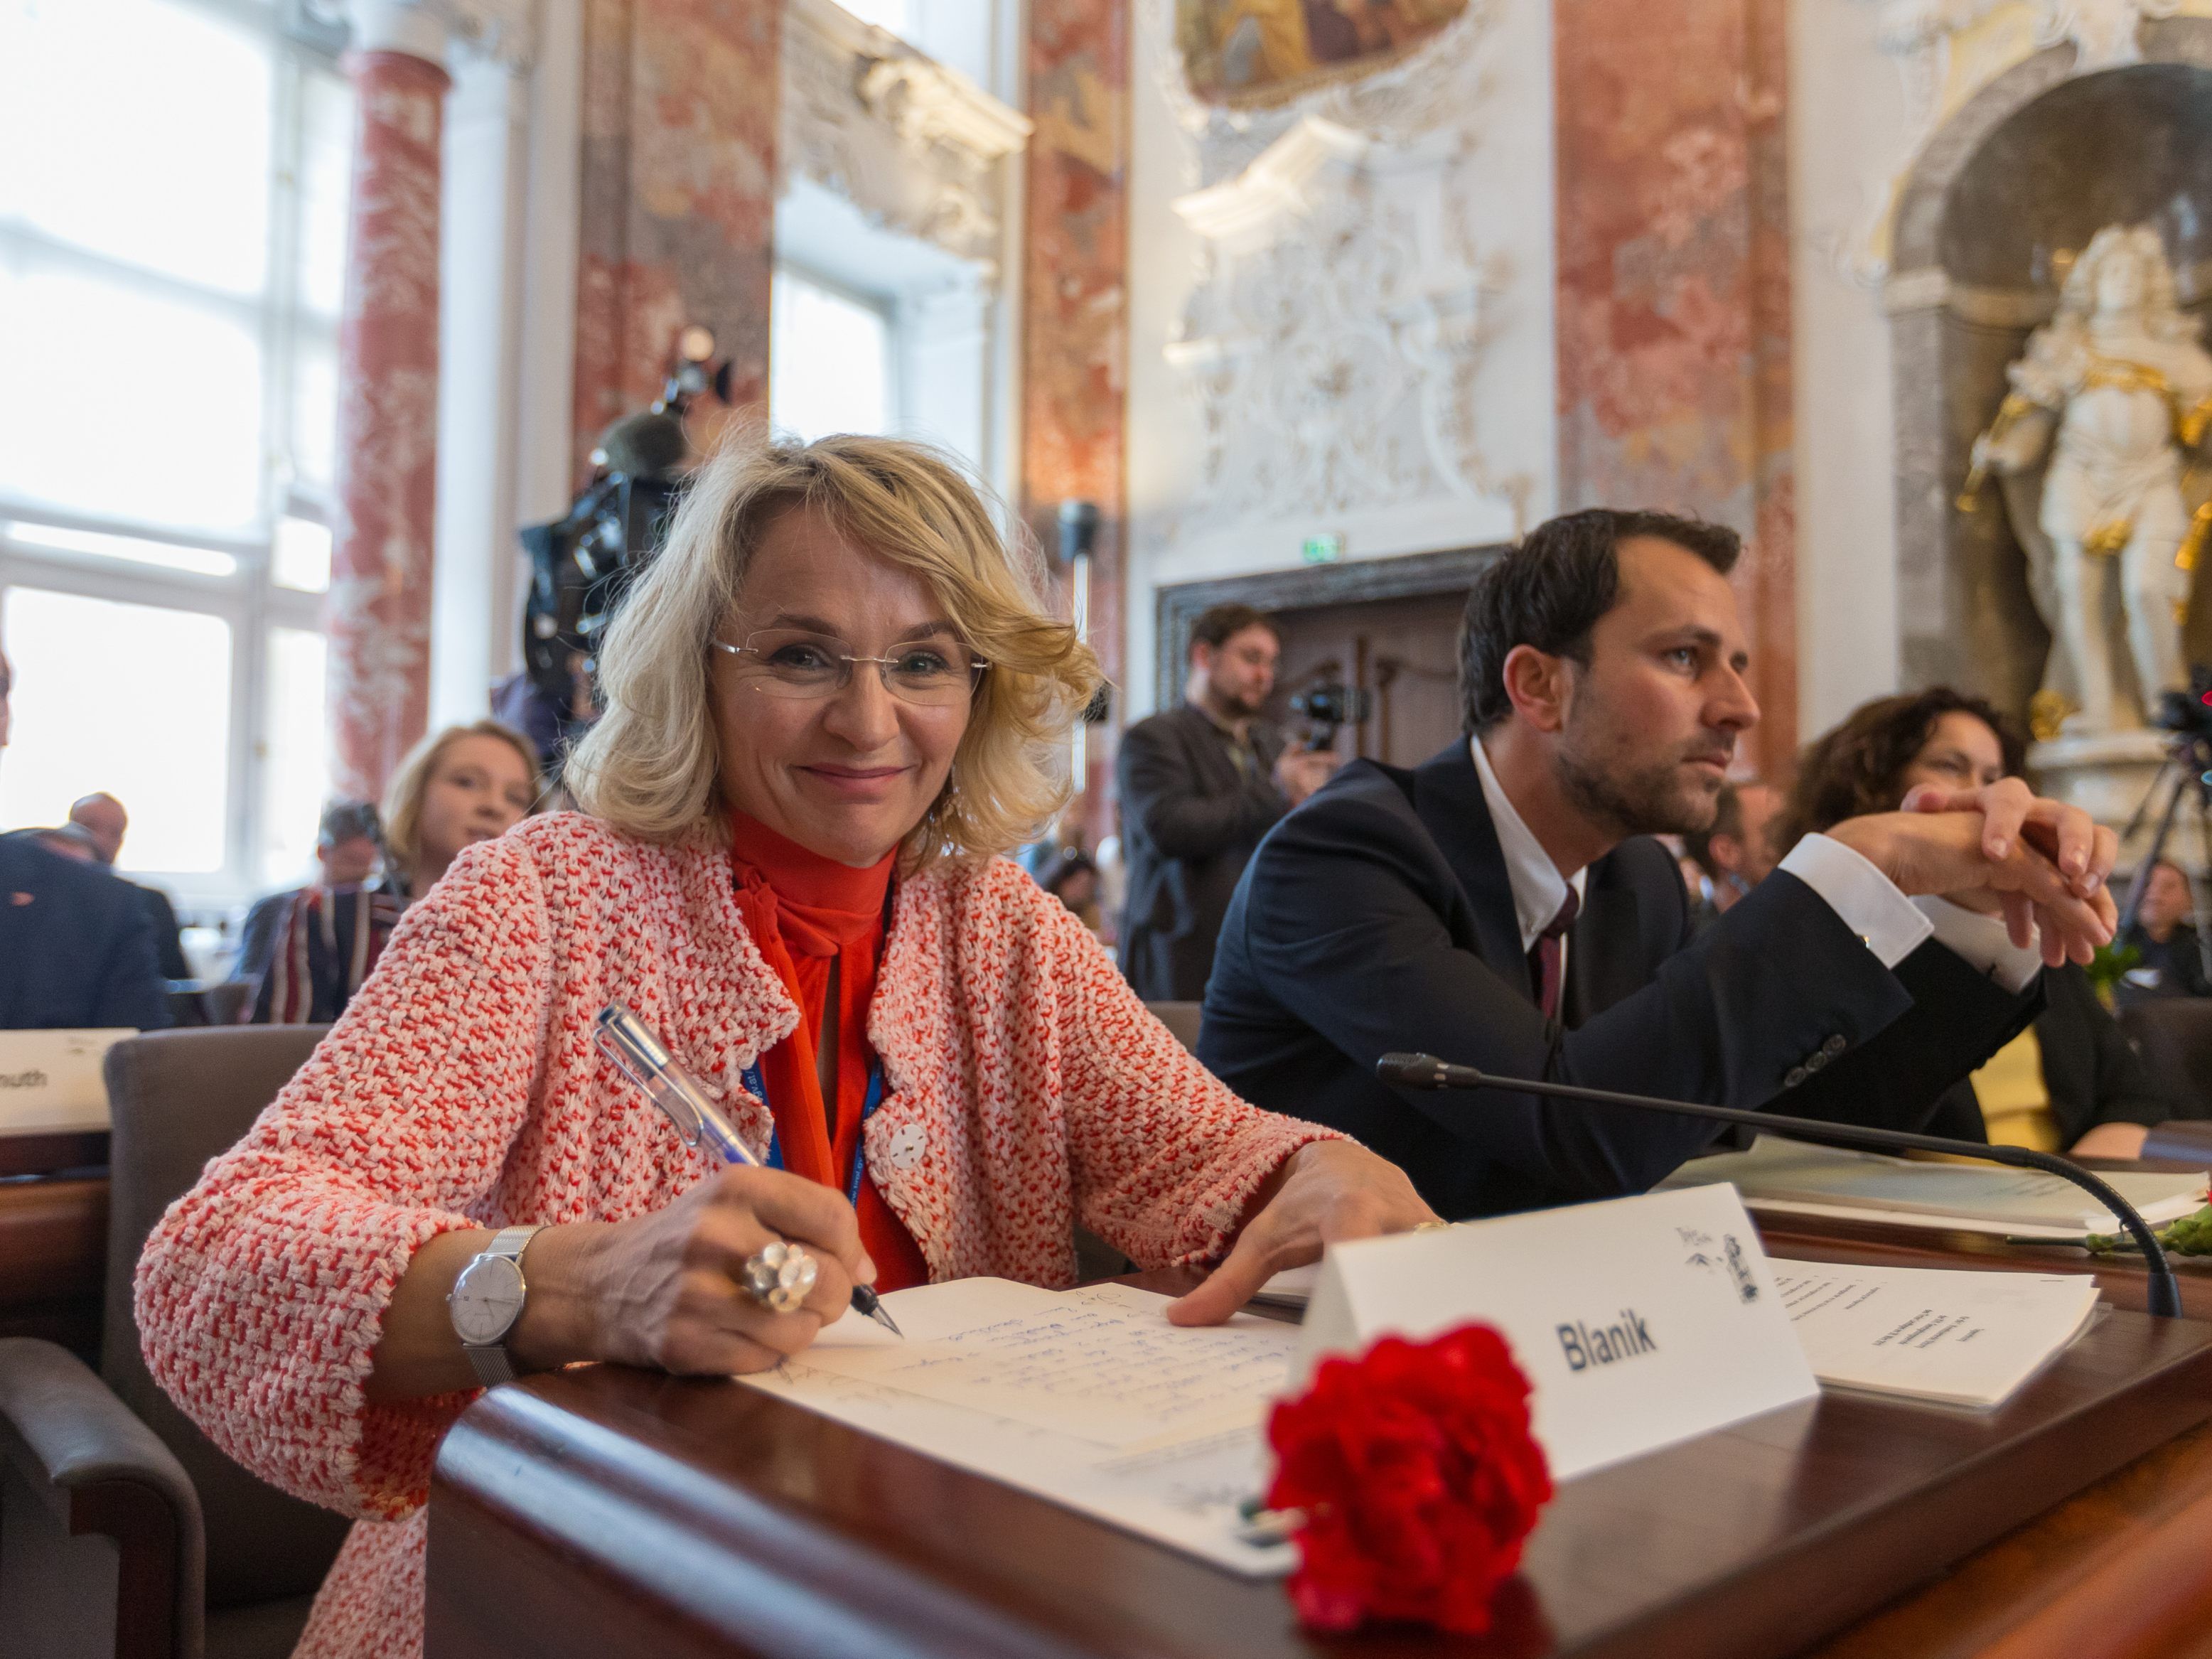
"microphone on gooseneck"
1375,1052,2183,1319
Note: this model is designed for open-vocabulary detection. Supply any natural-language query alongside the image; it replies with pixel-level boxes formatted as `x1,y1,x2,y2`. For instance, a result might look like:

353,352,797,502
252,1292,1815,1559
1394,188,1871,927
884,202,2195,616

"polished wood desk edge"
1569,1326,2212,1659
1808,1417,2212,1659
431,1381,1107,1659
0,1175,107,1301
0,1133,109,1179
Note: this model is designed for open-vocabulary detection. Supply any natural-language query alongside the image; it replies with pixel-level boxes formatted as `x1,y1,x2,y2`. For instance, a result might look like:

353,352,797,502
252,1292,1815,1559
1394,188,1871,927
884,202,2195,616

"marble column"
571,0,781,483
329,1,450,806
1552,0,1796,780
1022,0,1130,847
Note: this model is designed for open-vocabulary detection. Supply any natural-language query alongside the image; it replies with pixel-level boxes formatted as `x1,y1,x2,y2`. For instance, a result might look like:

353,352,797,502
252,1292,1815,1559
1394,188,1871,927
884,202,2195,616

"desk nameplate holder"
431,1283,2212,1659
1297,1185,1818,1481
0,1028,130,1176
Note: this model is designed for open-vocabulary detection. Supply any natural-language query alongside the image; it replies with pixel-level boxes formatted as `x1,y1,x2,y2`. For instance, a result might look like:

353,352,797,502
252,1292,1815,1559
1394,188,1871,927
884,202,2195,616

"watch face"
450,1255,525,1346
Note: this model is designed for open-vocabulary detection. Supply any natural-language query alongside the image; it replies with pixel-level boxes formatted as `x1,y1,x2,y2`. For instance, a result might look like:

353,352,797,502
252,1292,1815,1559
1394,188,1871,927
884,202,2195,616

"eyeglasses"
710,628,989,707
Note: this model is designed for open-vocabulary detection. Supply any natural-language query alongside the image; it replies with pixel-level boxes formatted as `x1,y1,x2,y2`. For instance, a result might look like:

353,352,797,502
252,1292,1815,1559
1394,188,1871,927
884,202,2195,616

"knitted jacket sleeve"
1010,869,1345,1267
134,834,554,1520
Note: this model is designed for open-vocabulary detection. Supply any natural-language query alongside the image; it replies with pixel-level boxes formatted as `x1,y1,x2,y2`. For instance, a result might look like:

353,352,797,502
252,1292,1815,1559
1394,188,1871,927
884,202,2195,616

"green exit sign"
1301,532,1344,564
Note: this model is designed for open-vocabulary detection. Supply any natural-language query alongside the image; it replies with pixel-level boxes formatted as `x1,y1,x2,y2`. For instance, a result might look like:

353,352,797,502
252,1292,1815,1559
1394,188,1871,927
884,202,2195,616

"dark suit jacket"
1199,740,2039,1218
135,882,190,981
2116,922,2212,1002
1923,962,2171,1146
0,835,172,1031
1117,704,1288,1002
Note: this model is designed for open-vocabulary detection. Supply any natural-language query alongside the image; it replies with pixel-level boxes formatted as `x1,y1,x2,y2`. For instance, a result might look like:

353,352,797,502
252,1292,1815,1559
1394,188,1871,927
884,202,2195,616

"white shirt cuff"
1913,896,2045,994
1776,833,1933,969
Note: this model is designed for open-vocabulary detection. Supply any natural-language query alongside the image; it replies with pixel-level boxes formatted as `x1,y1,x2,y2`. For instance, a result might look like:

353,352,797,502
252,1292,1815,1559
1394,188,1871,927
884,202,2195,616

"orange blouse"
727,810,929,1292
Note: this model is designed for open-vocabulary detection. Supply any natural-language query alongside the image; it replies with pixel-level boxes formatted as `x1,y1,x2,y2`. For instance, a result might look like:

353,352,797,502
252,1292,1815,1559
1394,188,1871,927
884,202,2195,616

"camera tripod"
2115,730,2212,989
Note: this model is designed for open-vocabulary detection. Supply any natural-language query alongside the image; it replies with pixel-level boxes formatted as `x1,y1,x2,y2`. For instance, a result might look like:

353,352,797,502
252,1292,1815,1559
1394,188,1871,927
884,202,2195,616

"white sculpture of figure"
1966,224,2212,737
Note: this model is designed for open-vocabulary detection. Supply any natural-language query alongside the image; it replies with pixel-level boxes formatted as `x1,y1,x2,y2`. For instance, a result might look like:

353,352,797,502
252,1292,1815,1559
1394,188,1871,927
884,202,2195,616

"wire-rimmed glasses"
710,628,989,707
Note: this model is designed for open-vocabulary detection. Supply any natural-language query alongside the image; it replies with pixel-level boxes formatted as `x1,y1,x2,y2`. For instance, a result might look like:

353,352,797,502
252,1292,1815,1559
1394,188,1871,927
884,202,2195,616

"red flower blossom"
1265,1324,1552,1636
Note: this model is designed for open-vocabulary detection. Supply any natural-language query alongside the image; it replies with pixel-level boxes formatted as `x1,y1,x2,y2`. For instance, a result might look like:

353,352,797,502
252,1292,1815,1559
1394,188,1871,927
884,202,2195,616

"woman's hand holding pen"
512,1169,874,1377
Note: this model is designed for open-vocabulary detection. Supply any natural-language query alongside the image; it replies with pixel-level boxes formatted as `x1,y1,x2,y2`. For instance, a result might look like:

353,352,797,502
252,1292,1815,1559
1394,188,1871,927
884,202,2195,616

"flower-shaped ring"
741,1240,819,1315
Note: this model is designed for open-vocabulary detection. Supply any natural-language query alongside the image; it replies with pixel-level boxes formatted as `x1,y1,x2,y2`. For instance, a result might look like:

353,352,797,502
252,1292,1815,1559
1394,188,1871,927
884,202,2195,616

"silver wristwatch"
447,1225,545,1387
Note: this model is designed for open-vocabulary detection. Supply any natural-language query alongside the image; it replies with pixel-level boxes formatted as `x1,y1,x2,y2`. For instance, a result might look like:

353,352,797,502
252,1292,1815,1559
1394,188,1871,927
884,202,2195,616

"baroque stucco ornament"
1154,0,1527,546
1824,0,2201,286
1166,119,1523,530
1870,0,2181,72
779,0,1029,269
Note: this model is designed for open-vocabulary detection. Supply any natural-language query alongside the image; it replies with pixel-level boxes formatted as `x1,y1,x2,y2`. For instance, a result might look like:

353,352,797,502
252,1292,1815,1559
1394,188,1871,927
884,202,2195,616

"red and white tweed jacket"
135,812,1336,1659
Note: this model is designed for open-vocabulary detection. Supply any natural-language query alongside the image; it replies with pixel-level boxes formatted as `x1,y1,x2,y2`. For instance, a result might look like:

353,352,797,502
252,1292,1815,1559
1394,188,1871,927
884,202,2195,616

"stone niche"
1889,21,2212,742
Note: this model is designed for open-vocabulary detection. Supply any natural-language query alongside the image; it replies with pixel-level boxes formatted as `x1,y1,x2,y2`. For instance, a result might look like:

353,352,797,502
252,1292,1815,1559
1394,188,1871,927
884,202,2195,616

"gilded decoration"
1175,0,1469,108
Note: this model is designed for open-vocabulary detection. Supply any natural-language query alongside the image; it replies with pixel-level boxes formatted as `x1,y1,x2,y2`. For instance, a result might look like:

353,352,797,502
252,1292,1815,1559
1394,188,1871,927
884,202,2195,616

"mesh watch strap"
459,1224,544,1388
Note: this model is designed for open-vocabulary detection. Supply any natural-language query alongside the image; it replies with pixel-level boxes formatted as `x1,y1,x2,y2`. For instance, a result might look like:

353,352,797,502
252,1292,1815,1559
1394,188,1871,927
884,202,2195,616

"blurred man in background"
68,792,191,979
2118,858,2211,1002
1116,604,1336,1002
1681,780,1780,930
0,648,170,1029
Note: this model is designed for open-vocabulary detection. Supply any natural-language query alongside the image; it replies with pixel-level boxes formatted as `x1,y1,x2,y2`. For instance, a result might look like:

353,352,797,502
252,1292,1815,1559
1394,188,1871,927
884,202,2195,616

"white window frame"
771,257,901,442
0,0,348,913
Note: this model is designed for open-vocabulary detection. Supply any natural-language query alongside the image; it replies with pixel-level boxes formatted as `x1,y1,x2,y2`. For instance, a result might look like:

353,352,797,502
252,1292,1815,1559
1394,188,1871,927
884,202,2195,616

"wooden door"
1268,589,1469,766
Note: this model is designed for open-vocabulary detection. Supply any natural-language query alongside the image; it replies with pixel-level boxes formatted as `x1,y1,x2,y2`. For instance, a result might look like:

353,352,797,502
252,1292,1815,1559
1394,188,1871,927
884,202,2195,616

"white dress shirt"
1469,736,2044,994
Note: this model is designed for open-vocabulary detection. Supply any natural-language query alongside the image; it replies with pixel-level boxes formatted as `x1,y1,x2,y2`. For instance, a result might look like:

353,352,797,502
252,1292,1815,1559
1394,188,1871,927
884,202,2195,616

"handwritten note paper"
738,1279,1297,1574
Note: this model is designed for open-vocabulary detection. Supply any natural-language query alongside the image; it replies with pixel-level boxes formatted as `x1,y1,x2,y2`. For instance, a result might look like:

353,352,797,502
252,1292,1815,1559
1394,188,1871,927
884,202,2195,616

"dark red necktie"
1529,891,1580,1022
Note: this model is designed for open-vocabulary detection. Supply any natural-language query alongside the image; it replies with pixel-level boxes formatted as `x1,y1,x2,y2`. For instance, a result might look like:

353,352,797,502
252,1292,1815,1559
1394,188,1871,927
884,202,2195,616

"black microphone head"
1376,1052,1448,1088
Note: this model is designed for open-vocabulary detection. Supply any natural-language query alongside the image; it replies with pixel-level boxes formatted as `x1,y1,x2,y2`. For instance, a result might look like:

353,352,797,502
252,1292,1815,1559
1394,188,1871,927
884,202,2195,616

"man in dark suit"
2117,859,2211,1002
0,649,171,1031
68,791,191,981
1116,603,1336,1000
1200,510,2118,1219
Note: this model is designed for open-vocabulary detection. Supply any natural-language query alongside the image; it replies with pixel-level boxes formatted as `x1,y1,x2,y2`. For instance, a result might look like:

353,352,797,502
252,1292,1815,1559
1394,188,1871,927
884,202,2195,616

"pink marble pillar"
328,43,449,806
1022,0,1130,850
1552,0,1796,780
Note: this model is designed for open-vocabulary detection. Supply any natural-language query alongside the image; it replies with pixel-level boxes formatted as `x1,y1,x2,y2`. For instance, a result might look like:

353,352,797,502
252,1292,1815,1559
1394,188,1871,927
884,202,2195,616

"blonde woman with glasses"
137,432,1435,1659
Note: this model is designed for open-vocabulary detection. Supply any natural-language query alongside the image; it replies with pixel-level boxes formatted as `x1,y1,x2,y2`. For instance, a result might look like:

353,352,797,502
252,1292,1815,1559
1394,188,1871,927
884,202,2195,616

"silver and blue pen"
594,1003,903,1338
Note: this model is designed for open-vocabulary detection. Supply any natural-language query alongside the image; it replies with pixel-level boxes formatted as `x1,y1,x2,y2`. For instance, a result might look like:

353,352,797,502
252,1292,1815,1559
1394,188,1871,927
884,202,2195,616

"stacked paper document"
1771,1262,2100,1409
1658,1135,2208,1237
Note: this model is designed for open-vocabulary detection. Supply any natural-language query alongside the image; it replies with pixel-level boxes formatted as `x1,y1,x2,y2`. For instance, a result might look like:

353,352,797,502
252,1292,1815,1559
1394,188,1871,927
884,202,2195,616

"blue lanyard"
741,1054,887,1207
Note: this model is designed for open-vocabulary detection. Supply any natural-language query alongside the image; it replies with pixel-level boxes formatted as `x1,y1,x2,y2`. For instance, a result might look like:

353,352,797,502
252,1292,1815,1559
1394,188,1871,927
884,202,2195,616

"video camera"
517,328,730,758
2152,664,2212,748
1288,678,1373,750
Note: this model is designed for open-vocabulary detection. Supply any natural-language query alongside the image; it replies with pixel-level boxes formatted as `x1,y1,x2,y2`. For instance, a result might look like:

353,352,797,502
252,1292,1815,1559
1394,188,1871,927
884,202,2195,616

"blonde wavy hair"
382,719,544,896
566,430,1102,871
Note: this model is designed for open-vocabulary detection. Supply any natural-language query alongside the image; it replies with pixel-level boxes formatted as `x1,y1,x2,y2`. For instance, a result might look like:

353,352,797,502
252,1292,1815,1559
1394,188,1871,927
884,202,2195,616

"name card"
0,1029,134,1137
1294,1184,1818,1481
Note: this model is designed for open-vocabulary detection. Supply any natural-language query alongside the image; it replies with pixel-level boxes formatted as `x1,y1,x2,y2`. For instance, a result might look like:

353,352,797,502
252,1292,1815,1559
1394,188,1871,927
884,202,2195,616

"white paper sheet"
1771,1262,2100,1407
736,1278,1296,1575
1658,1137,2206,1233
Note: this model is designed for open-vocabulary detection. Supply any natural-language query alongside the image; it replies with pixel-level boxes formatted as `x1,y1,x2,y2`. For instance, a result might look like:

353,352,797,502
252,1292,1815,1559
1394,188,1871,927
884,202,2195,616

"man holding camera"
1117,604,1338,1002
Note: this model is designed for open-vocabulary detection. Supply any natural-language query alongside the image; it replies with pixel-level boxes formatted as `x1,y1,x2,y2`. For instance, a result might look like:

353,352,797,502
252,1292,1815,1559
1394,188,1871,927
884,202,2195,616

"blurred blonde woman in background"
242,721,540,1022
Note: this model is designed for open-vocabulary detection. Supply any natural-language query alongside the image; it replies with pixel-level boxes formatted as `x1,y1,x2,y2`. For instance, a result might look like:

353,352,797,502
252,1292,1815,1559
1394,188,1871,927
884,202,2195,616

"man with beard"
1117,603,1337,1000
1198,510,2120,1218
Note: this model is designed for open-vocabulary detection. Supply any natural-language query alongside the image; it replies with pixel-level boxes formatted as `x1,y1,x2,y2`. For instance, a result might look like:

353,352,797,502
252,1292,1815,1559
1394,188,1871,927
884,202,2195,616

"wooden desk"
0,1173,106,1353
426,1268,2212,1659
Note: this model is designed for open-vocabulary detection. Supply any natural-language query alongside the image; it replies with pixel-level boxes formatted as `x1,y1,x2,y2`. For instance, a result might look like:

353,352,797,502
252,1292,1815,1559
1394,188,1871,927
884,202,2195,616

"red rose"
1265,1324,1552,1636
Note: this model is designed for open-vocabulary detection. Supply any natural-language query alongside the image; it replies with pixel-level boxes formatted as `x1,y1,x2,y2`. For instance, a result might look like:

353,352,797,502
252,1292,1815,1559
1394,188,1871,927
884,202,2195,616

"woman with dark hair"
1772,688,2028,857
1779,690,2170,1157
